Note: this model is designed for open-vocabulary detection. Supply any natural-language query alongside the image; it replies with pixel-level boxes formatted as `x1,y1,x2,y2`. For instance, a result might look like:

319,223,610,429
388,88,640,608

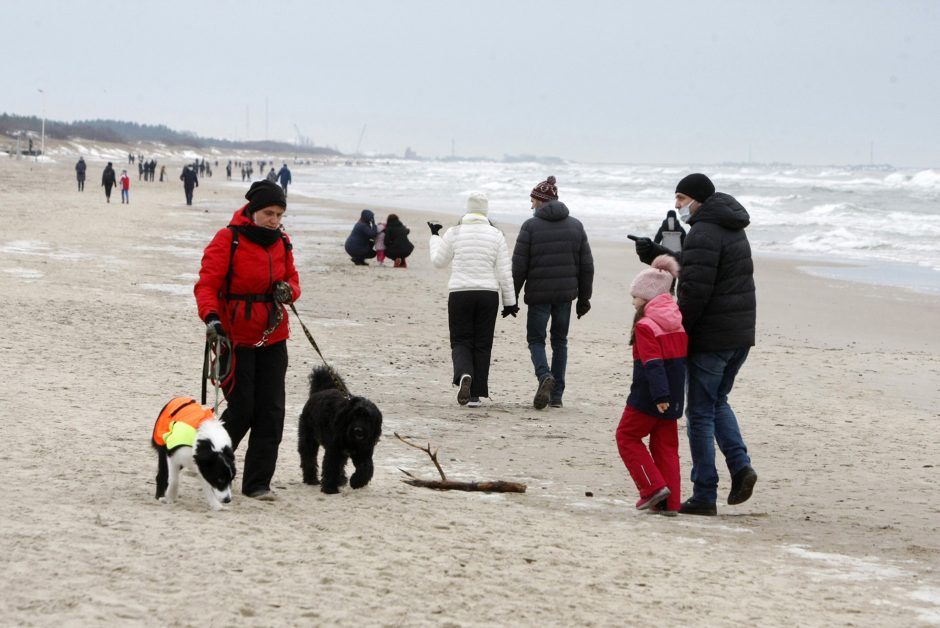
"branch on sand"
393,432,527,494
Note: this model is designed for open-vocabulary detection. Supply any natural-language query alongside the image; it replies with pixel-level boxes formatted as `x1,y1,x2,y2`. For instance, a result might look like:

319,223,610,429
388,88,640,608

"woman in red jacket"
194,180,301,500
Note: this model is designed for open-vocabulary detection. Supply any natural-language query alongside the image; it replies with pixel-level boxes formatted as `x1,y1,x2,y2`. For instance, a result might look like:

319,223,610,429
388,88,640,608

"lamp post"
37,88,45,160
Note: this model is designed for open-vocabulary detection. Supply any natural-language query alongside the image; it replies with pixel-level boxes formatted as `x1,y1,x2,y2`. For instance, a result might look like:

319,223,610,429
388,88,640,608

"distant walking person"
429,192,518,408
120,169,130,204
101,162,117,203
75,157,87,192
266,168,278,183
277,163,292,195
180,164,199,206
632,173,758,516
159,165,166,182
512,176,594,409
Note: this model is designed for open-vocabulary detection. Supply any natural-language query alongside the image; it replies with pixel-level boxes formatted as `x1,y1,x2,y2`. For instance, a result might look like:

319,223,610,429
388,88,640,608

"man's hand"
427,222,443,236
576,299,591,319
501,305,520,318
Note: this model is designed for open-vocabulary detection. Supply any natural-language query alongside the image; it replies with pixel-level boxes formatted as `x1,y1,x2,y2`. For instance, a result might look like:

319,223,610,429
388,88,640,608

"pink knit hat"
630,255,680,301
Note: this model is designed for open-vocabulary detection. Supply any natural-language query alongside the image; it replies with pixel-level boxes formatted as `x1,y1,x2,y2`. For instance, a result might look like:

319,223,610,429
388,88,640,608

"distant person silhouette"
180,164,199,206
75,157,87,192
277,163,291,195
101,162,117,203
654,210,687,252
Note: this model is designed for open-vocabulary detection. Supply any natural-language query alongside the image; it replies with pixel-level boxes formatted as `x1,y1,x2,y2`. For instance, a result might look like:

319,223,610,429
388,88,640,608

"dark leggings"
448,290,499,398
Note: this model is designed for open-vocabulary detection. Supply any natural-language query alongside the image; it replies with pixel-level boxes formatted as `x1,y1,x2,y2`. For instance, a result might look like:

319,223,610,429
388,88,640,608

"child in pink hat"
615,255,687,514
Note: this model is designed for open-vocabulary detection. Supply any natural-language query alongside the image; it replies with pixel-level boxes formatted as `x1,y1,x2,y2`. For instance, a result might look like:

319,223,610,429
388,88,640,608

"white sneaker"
466,397,482,408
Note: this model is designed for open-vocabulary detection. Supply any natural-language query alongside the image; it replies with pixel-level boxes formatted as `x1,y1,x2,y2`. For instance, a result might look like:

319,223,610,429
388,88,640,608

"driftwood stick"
402,478,527,493
394,432,446,480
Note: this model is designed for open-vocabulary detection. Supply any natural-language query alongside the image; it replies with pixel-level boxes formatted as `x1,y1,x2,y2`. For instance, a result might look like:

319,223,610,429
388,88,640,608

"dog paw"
320,485,340,495
350,475,369,489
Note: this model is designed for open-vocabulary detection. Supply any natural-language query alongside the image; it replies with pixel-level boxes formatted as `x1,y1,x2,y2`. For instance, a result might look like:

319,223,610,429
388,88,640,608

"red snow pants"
616,405,681,511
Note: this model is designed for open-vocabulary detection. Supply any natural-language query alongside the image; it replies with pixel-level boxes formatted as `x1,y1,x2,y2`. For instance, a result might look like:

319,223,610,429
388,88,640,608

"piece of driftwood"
394,432,527,494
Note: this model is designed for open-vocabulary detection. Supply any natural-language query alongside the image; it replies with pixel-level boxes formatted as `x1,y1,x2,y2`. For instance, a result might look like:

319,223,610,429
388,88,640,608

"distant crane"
292,123,313,148
355,124,367,155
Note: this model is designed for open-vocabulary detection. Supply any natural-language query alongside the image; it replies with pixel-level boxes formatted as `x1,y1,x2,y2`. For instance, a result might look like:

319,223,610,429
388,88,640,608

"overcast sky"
3,0,938,166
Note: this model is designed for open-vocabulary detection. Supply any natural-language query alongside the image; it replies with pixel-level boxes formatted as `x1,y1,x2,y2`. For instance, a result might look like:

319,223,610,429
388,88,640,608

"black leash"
287,302,351,398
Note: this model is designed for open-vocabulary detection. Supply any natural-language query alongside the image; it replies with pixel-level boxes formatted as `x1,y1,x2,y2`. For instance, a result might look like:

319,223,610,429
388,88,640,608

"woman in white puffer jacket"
429,192,518,408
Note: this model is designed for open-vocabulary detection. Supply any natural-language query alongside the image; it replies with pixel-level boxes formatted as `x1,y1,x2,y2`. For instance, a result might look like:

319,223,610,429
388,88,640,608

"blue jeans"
686,348,751,503
526,302,571,401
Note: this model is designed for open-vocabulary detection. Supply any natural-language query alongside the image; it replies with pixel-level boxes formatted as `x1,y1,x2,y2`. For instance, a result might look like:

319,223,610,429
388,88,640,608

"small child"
374,222,387,266
615,255,687,515
120,170,130,204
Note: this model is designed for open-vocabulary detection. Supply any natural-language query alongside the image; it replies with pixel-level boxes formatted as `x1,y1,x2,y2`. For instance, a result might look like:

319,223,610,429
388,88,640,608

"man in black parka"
512,176,594,410
634,173,758,516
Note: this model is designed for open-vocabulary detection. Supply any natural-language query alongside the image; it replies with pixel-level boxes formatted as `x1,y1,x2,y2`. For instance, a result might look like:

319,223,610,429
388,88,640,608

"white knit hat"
630,255,680,301
466,192,489,215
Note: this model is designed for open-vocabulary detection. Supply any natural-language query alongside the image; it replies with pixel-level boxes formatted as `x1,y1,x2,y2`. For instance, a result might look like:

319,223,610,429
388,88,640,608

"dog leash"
201,335,232,414
287,302,351,398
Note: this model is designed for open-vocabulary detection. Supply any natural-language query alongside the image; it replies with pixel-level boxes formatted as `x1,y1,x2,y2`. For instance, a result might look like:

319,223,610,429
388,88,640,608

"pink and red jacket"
627,293,688,419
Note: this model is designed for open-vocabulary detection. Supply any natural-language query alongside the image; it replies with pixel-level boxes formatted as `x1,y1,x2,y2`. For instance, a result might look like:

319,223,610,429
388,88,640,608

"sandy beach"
1,146,939,627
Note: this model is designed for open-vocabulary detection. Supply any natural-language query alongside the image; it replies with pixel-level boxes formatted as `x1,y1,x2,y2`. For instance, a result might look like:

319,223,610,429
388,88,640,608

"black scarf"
237,225,282,248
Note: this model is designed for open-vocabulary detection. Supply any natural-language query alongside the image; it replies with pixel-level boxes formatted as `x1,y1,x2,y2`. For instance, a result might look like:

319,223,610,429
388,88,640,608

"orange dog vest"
152,397,215,449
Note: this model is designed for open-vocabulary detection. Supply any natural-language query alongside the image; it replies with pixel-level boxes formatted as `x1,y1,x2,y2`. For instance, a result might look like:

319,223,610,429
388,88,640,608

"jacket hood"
228,205,254,226
360,209,375,222
460,212,491,225
534,200,570,222
690,192,750,230
643,293,683,332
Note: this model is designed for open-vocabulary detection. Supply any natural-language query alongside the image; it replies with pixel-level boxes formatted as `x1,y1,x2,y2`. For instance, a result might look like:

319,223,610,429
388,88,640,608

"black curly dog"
298,366,382,494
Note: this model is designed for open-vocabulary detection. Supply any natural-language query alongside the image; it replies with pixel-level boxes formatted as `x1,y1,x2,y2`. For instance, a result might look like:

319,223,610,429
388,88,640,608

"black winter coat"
383,219,414,259
512,200,594,304
180,167,199,189
101,166,116,187
345,218,378,259
676,192,756,353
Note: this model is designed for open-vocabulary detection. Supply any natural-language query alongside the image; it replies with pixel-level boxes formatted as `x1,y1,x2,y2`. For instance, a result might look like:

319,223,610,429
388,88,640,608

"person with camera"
194,180,301,500
428,192,518,408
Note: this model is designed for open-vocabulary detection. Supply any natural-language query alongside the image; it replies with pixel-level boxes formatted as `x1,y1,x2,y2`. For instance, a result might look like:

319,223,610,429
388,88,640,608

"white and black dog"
151,397,236,511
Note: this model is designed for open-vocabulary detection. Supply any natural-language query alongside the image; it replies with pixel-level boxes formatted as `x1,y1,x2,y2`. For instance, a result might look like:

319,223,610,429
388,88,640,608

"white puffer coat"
429,213,516,306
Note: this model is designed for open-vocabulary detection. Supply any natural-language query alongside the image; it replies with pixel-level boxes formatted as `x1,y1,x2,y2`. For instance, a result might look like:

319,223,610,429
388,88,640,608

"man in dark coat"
277,163,292,195
101,162,117,203
512,176,594,410
75,157,86,192
180,164,199,205
634,173,758,516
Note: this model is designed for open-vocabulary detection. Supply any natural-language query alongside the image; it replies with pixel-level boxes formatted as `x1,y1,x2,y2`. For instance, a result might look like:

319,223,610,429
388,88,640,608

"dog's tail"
309,365,346,397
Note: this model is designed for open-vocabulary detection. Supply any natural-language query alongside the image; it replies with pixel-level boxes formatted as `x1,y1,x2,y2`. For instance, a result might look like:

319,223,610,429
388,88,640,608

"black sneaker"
679,498,717,516
533,375,555,410
728,465,758,505
457,374,472,406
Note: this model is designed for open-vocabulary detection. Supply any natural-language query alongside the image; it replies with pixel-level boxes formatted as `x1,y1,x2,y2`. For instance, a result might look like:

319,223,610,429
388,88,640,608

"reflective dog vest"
152,397,215,449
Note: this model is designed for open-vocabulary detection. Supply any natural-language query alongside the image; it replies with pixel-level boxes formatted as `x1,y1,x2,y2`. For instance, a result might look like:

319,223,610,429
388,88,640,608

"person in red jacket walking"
119,169,130,204
194,180,301,500
615,255,687,515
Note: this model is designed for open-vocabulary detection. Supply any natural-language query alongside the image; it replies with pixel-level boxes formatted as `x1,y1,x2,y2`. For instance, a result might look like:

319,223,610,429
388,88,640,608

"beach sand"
1,148,939,626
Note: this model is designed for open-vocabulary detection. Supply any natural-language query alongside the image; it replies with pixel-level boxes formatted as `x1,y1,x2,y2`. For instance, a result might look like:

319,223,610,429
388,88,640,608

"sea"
284,159,940,295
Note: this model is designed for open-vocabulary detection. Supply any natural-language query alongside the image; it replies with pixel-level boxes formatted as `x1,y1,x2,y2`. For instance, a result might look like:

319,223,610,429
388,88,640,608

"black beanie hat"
675,173,715,203
245,179,286,213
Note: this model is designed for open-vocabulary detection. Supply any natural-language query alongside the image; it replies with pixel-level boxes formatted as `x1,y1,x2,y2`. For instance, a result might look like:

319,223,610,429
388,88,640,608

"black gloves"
576,299,591,319
205,313,226,341
501,305,520,318
272,281,293,304
630,235,673,265
632,236,654,259
427,222,443,236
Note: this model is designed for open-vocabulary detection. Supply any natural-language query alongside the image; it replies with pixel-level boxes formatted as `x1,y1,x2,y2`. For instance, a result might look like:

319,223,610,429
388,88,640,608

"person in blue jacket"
344,209,378,265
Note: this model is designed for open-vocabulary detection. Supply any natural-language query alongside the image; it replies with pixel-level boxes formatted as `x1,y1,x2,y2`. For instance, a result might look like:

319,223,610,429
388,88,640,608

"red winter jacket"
194,206,301,347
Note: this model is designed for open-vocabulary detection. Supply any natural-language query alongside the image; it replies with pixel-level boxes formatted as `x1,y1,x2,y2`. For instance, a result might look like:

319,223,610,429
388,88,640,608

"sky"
3,0,939,166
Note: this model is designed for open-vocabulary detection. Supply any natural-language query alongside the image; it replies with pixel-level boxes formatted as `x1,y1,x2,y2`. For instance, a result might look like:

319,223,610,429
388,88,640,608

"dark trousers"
104,183,113,201
184,185,195,205
448,290,498,397
221,340,288,494
77,177,84,191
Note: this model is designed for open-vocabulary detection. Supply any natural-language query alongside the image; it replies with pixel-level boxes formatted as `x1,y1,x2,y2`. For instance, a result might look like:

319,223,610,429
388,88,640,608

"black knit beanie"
245,179,286,213
675,173,715,203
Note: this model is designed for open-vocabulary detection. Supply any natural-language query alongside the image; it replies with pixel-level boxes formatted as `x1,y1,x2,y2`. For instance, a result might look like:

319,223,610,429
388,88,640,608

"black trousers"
448,290,498,398
184,185,195,205
221,340,288,494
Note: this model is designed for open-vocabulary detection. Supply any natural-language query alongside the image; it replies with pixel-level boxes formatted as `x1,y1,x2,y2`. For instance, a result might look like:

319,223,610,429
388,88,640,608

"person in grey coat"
512,176,594,409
